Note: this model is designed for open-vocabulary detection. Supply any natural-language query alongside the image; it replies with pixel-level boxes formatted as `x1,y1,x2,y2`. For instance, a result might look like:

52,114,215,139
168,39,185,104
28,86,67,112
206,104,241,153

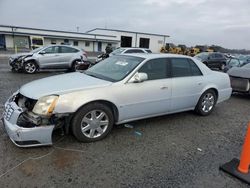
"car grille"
230,77,250,92
3,104,14,121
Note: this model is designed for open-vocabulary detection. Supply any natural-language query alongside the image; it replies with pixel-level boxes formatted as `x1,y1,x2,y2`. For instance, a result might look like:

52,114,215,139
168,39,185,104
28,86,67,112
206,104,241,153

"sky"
0,0,250,49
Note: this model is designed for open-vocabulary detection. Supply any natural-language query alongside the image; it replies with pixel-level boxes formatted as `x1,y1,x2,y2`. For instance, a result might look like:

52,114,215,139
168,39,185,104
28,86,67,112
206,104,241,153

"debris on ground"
134,131,142,136
124,124,134,129
197,148,202,152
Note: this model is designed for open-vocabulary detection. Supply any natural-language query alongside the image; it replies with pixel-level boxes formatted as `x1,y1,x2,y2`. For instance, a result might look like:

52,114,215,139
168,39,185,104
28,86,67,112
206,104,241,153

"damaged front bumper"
2,98,55,147
9,58,23,71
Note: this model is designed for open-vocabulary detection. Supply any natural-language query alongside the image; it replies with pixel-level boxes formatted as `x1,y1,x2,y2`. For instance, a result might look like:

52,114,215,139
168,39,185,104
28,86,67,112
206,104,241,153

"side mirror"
39,51,46,55
130,72,148,83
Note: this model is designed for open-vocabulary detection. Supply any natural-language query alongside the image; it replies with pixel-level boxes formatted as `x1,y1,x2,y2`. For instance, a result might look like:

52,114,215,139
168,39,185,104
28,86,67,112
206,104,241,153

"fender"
23,56,39,68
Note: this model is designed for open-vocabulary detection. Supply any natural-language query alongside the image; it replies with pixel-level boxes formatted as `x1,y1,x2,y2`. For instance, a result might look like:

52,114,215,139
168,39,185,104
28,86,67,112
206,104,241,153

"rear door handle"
198,82,202,85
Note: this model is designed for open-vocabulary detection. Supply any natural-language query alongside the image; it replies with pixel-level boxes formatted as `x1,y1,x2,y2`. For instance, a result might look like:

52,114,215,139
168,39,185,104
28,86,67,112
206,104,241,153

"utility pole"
76,26,79,32
11,27,17,53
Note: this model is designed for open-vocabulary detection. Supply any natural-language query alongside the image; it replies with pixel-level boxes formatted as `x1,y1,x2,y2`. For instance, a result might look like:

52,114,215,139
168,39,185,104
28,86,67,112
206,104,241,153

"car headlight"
32,95,59,116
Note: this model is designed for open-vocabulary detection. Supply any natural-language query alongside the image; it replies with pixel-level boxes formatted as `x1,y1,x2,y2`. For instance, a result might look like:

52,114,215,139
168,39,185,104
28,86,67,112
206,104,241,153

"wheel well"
71,59,80,67
23,59,39,68
75,100,119,123
207,88,218,100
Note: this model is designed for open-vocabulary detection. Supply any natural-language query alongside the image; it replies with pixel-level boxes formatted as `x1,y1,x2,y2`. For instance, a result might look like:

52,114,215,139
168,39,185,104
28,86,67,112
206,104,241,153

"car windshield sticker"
116,61,128,66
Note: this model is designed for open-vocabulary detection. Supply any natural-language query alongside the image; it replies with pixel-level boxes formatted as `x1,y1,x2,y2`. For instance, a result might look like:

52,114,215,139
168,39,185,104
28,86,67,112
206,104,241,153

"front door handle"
161,86,168,90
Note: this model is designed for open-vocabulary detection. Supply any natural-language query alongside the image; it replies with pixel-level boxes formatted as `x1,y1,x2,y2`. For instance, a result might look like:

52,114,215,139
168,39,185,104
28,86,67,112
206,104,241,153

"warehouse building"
0,25,169,53
87,28,169,52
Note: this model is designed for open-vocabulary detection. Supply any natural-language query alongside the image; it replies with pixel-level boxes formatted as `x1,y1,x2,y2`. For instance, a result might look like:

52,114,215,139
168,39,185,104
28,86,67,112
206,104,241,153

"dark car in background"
194,52,227,70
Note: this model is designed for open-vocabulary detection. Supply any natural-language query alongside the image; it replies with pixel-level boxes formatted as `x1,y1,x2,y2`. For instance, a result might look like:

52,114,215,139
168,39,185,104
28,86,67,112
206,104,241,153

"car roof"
44,44,81,50
118,47,150,50
120,53,192,59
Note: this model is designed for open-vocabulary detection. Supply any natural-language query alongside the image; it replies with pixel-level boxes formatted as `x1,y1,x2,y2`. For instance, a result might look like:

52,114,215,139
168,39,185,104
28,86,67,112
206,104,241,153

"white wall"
88,29,168,52
136,34,166,53
5,35,13,48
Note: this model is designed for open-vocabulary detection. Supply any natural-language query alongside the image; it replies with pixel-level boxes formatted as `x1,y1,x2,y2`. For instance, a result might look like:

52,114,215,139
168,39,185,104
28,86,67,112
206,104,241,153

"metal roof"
0,25,117,38
86,28,170,38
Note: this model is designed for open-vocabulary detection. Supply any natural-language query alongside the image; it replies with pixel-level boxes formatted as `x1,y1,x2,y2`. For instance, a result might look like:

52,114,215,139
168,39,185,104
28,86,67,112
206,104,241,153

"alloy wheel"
201,93,215,113
24,62,36,73
80,110,109,138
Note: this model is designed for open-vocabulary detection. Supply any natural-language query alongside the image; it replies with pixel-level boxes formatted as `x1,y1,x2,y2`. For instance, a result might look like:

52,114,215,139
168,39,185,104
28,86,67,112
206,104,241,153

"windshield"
228,59,240,67
85,55,145,82
110,48,125,55
31,46,44,53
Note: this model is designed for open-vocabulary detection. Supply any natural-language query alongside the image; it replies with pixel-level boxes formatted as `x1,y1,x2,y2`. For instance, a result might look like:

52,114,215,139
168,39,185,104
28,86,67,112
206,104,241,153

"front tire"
71,103,114,142
195,89,217,116
23,61,38,74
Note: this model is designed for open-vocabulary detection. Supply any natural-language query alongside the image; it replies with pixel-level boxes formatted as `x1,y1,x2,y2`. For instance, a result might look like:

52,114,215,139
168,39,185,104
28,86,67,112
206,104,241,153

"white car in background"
3,54,232,147
109,47,152,56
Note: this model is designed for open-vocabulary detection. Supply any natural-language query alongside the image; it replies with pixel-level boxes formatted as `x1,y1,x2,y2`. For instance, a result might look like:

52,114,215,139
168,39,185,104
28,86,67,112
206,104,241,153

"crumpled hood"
20,72,112,99
228,67,250,79
10,52,33,59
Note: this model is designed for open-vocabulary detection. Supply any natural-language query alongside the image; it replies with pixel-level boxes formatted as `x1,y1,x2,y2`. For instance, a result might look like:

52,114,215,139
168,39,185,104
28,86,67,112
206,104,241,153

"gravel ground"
0,57,250,188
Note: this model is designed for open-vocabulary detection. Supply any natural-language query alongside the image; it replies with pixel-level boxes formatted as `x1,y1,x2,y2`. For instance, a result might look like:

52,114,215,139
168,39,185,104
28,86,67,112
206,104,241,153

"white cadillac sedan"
2,54,232,147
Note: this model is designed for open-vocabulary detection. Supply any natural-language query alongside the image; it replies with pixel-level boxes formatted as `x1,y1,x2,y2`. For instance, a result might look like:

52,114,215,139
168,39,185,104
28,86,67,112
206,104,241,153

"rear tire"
71,103,114,142
195,89,217,116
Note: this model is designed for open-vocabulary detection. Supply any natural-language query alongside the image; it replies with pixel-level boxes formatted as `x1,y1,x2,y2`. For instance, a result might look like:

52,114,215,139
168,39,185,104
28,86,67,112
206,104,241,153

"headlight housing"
32,95,59,116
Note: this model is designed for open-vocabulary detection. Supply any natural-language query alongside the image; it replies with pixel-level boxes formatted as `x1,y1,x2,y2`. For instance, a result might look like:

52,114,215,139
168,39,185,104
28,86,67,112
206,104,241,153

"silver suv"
9,45,88,73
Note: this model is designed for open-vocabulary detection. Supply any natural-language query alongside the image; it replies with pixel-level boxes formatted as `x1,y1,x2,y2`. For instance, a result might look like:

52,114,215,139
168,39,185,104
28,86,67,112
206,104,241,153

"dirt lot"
0,56,250,188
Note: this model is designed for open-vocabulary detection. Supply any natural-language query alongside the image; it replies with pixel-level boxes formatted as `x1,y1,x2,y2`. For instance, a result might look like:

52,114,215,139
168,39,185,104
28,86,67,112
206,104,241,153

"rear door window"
60,46,79,53
171,58,202,77
188,59,203,76
124,49,145,53
145,49,152,53
215,53,223,58
44,46,59,54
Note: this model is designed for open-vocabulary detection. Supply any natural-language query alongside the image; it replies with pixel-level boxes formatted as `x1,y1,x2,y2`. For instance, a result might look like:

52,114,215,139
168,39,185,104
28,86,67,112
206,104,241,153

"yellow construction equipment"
160,43,182,54
178,45,190,55
188,47,200,56
160,43,215,56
